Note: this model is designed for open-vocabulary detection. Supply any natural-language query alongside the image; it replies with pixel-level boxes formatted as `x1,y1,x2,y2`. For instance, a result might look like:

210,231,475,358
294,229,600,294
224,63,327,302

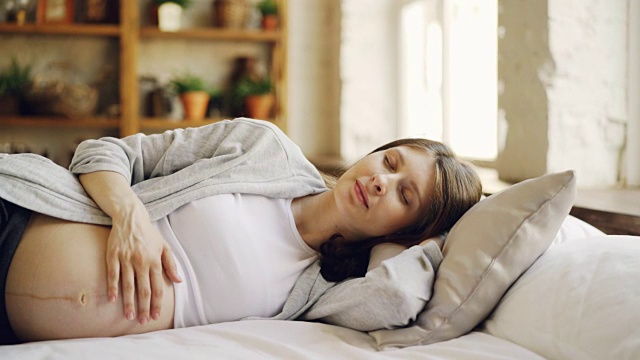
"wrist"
110,197,148,223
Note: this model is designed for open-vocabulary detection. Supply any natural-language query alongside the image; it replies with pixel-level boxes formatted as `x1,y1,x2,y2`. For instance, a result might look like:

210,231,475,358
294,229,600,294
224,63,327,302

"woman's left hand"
108,203,181,324
79,171,182,324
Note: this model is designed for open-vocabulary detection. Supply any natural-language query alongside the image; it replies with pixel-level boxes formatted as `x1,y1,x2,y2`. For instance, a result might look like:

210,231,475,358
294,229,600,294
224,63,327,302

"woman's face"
333,145,436,241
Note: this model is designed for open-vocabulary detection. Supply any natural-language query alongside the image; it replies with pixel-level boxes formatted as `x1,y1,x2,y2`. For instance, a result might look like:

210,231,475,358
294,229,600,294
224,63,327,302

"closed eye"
401,188,410,205
384,155,395,171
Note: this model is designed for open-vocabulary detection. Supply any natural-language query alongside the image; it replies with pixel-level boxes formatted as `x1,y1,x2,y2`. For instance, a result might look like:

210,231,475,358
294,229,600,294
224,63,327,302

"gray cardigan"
0,118,442,331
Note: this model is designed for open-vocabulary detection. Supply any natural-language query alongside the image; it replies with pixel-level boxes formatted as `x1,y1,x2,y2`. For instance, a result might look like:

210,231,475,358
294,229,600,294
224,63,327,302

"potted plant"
257,0,278,30
233,76,274,119
170,73,211,120
152,0,192,32
0,58,32,116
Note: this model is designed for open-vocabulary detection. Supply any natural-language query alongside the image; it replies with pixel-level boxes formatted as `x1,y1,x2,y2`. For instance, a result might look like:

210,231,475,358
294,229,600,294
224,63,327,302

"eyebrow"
393,148,423,208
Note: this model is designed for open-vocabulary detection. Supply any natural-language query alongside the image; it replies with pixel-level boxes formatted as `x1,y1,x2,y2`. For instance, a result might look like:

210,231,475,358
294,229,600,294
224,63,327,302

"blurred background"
0,0,638,190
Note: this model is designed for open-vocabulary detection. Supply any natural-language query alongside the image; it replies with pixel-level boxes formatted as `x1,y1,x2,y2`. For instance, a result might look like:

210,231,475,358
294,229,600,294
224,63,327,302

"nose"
371,174,387,196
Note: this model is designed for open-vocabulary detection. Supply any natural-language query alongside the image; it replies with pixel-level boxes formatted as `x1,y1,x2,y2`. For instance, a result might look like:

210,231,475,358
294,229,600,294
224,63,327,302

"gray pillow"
370,170,577,349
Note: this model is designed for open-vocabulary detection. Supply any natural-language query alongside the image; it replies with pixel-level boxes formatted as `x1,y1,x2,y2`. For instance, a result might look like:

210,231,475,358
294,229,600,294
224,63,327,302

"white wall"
287,0,341,159
339,0,398,163
498,0,630,188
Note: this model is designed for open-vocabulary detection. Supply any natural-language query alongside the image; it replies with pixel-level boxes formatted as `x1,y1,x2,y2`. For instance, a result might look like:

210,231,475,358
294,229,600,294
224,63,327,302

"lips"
354,180,369,208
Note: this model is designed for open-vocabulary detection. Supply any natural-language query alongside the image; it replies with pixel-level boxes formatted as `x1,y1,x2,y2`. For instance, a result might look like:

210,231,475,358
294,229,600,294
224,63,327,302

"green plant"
152,0,193,8
0,58,32,96
230,76,272,115
233,76,272,97
170,73,209,94
257,0,278,15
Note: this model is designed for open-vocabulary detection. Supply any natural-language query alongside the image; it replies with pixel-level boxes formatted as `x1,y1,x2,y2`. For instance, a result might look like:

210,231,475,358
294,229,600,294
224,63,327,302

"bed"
2,171,639,359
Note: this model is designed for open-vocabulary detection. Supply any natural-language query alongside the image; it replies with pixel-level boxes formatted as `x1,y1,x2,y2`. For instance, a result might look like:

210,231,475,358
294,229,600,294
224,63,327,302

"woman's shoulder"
229,117,289,140
226,117,304,156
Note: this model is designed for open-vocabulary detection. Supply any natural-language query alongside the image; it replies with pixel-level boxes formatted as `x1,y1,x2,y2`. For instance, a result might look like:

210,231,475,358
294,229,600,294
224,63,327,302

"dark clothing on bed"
0,198,31,345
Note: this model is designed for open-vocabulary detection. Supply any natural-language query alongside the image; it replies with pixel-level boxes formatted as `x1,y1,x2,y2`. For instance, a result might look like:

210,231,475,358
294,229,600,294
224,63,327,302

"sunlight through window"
399,0,497,160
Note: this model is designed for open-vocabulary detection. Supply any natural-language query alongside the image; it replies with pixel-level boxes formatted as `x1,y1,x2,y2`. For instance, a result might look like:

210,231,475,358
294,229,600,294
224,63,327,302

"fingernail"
140,317,148,325
126,312,134,320
152,312,160,320
109,295,116,302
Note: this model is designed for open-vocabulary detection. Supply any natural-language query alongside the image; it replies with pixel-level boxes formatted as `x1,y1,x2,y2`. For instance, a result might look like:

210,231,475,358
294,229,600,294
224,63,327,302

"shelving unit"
0,0,288,139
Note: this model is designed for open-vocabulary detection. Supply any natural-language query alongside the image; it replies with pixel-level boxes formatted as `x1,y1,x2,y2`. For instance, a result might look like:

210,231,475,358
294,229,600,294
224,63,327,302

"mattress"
0,320,544,359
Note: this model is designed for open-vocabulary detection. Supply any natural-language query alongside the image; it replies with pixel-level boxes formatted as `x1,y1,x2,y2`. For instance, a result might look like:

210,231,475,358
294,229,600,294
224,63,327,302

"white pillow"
370,170,577,349
482,236,640,360
551,215,605,246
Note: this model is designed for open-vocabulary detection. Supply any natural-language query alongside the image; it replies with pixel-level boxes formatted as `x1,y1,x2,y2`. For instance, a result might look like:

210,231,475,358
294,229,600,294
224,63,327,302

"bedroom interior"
1,0,639,359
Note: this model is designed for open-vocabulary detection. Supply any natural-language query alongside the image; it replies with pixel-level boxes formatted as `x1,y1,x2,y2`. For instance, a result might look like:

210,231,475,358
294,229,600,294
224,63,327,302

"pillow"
551,214,605,246
370,170,577,349
482,236,640,360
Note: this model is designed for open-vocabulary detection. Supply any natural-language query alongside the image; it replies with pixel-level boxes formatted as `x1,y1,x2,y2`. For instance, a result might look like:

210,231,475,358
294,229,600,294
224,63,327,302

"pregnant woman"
1,118,482,344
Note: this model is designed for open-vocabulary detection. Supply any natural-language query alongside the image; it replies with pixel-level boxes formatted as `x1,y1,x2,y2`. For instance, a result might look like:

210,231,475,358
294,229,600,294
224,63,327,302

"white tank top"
153,194,318,328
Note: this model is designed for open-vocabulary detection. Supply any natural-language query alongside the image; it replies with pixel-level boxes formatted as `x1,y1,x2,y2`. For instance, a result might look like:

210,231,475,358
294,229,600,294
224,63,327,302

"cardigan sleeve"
300,241,443,331
69,118,284,185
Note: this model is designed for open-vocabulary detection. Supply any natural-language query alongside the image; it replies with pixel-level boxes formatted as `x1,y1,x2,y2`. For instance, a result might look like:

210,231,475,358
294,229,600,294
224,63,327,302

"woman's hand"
78,171,182,324
108,203,182,324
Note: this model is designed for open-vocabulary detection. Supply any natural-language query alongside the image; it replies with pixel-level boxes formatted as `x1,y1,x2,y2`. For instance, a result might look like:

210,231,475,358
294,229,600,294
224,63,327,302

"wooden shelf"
0,23,121,37
0,0,288,140
141,117,223,130
139,27,280,42
0,116,120,129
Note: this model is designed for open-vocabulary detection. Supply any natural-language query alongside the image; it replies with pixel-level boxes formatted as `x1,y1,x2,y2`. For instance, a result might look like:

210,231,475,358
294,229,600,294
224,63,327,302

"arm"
70,118,292,185
70,121,235,184
301,240,444,331
79,171,181,324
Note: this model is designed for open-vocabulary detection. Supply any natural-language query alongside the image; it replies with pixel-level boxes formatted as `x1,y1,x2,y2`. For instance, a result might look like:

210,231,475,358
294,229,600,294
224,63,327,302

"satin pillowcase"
370,170,577,349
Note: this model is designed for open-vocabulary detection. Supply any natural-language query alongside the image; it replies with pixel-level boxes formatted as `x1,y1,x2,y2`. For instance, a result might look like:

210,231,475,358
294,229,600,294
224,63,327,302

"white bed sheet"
0,320,544,359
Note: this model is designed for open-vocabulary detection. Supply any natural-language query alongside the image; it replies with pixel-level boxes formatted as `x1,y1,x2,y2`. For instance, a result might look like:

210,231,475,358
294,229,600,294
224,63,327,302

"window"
398,0,498,161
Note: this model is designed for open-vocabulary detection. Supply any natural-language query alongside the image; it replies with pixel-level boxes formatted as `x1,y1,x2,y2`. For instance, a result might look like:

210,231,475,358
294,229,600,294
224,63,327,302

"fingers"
121,261,136,321
149,264,164,321
106,249,120,303
119,255,164,324
134,254,151,325
161,244,182,283
107,218,174,324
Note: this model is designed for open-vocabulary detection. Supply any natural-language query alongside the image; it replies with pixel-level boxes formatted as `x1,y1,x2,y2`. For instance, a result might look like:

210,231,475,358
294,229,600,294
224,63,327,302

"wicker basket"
25,79,98,118
213,0,249,29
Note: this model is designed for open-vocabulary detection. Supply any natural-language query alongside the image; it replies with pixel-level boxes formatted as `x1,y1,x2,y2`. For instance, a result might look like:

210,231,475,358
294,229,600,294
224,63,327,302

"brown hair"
319,138,482,282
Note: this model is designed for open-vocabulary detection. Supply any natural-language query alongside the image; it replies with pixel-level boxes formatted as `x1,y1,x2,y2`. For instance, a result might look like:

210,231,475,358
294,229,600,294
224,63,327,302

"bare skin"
5,213,175,342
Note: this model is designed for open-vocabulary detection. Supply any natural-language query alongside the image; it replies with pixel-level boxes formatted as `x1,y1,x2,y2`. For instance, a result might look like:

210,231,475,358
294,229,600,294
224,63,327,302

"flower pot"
158,2,182,32
261,15,278,30
245,93,274,119
180,91,210,120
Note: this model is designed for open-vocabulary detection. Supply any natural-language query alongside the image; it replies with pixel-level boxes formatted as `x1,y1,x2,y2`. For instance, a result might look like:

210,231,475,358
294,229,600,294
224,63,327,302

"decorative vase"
261,14,278,30
213,0,248,29
180,91,210,120
245,93,274,119
157,2,182,32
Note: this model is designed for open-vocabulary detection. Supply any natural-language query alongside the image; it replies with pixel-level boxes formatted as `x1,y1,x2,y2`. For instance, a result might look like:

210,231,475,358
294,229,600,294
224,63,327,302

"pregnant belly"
5,213,175,342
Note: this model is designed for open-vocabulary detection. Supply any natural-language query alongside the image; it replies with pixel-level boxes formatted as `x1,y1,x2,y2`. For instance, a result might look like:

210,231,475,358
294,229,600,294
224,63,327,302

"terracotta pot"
245,93,274,119
180,91,210,120
261,15,278,30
